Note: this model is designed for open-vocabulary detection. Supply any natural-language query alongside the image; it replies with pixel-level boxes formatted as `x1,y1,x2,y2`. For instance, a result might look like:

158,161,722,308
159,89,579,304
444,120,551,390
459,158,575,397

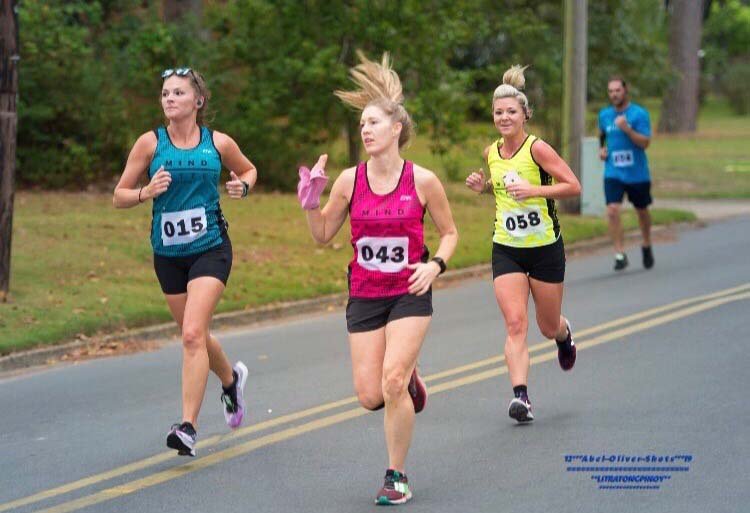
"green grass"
618,97,750,198
0,188,692,354
11,95,743,354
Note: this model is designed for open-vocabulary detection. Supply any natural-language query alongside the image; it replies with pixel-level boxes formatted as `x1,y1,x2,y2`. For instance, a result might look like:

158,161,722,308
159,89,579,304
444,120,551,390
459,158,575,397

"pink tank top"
348,160,427,298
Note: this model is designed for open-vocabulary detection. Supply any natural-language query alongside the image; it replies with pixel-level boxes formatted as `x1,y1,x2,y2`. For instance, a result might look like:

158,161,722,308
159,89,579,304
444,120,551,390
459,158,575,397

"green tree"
588,0,669,103
703,0,750,114
203,0,476,189
17,1,127,187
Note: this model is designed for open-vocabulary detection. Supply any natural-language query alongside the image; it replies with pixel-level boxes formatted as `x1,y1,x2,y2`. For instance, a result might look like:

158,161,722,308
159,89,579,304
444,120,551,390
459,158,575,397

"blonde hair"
493,65,532,120
335,51,414,148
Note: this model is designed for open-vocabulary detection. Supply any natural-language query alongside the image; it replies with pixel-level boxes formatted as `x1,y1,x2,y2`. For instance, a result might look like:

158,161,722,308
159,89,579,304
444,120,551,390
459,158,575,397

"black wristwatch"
241,181,250,198
430,256,447,275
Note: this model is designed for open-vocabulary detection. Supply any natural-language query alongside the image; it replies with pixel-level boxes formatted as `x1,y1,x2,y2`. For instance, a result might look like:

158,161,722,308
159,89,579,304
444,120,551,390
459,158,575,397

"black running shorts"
153,234,233,295
346,290,433,333
604,178,652,209
491,237,565,283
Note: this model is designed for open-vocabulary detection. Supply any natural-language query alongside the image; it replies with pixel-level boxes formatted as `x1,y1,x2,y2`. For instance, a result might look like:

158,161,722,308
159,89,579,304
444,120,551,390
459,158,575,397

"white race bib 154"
356,236,408,273
612,150,634,167
161,207,208,246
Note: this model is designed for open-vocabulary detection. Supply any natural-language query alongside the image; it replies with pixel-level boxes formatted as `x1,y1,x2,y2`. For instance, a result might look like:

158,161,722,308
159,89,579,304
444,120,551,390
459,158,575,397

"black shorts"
604,178,652,209
492,237,565,283
346,290,433,333
153,235,233,295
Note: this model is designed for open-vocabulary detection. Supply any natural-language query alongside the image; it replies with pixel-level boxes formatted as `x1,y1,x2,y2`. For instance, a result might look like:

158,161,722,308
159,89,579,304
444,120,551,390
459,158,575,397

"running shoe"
221,361,248,429
614,253,628,271
407,367,428,414
508,395,534,423
375,469,412,505
166,421,197,457
556,319,576,371
642,246,654,269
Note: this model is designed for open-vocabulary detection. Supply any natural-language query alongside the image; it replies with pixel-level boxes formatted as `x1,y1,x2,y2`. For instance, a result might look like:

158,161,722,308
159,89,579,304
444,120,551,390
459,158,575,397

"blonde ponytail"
335,51,414,148
493,64,532,119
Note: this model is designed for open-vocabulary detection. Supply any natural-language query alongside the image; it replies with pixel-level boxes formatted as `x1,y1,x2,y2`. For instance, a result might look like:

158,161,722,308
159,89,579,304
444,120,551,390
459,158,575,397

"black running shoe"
614,253,628,271
556,319,576,371
166,422,196,457
642,246,654,269
508,395,534,423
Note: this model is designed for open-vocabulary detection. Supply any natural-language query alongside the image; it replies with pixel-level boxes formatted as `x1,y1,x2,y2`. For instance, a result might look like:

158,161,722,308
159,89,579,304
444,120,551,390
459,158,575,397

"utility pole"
1,0,19,302
560,0,587,214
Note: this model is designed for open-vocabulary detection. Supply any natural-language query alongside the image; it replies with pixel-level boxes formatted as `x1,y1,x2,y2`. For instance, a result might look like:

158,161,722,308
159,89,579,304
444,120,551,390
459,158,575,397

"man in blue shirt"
598,76,654,271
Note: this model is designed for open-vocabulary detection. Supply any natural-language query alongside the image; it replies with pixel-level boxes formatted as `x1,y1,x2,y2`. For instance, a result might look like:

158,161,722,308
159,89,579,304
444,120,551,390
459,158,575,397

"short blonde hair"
493,65,532,120
335,51,414,148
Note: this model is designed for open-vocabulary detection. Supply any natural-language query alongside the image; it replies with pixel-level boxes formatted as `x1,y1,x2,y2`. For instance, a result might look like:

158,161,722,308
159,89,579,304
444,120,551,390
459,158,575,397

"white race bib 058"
612,150,634,167
161,207,208,246
502,207,546,238
356,236,408,273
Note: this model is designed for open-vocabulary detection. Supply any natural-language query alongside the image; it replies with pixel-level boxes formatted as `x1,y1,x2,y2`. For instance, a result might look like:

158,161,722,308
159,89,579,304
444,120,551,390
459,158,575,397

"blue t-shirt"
598,102,651,183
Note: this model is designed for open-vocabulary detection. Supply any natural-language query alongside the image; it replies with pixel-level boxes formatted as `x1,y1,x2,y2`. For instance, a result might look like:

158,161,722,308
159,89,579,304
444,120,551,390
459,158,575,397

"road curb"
0,220,702,373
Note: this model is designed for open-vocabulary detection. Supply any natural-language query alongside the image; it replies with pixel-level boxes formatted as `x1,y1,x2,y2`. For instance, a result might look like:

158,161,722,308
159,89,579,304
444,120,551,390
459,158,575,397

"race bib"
161,207,208,246
612,150,634,167
502,207,546,238
356,236,408,273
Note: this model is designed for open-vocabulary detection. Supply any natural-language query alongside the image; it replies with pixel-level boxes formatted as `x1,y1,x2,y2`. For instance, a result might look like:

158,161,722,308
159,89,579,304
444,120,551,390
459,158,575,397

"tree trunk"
162,0,203,22
0,0,19,302
339,36,361,166
346,115,361,167
659,0,704,133
560,0,587,214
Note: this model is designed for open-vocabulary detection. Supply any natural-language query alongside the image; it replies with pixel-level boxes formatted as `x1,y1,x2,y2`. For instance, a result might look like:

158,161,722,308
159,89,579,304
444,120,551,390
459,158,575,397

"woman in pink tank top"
296,52,458,505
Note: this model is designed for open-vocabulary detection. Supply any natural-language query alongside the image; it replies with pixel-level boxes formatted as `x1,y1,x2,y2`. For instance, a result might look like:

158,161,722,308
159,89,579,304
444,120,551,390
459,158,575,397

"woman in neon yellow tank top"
466,65,581,423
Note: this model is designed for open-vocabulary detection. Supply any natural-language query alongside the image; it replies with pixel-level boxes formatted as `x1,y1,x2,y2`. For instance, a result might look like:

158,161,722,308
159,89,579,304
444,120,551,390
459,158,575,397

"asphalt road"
1,216,749,513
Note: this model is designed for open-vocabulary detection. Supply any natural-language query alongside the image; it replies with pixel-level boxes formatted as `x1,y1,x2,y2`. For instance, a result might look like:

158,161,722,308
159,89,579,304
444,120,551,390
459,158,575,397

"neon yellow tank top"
488,134,560,248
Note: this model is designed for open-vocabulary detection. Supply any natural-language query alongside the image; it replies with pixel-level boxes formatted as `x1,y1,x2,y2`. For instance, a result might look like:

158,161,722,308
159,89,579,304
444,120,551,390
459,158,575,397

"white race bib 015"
356,236,408,273
161,207,208,246
502,207,546,238
612,150,634,167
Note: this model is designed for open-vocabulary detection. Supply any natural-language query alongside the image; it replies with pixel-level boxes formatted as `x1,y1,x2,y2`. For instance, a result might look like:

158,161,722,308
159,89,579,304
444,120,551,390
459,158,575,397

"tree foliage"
16,0,685,190
703,0,750,114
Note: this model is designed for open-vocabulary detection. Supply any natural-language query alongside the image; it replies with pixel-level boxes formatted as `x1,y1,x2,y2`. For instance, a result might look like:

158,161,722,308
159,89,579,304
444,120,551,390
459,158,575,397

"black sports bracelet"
241,181,250,198
431,256,447,275
599,132,606,148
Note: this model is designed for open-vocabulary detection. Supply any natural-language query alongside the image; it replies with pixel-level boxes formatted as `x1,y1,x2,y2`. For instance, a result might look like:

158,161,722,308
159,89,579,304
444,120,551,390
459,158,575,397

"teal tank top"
148,126,225,257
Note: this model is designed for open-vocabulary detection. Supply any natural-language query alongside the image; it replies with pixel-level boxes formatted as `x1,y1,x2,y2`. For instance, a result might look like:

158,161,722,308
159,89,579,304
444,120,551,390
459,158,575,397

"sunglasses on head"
161,68,193,79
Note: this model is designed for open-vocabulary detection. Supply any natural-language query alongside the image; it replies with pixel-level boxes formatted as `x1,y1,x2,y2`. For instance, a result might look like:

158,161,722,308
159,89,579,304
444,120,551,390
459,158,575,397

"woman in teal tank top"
113,68,257,456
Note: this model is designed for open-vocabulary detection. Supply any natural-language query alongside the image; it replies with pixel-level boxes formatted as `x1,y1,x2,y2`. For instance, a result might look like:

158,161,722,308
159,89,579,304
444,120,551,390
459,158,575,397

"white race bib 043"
356,236,408,273
612,150,634,167
502,207,546,238
161,207,208,246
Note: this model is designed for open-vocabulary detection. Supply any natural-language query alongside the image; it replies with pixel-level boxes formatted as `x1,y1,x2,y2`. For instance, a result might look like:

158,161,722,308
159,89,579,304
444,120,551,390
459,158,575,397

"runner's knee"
181,325,207,353
382,368,408,402
358,391,385,411
504,314,527,339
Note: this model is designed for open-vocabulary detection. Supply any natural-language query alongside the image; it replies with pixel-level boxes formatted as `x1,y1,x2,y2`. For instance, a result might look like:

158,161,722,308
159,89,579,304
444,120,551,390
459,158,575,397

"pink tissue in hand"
297,164,328,210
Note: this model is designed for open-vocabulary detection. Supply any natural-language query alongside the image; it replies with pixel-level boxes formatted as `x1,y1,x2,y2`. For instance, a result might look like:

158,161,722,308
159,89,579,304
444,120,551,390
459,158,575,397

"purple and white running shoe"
166,422,197,457
221,361,248,429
